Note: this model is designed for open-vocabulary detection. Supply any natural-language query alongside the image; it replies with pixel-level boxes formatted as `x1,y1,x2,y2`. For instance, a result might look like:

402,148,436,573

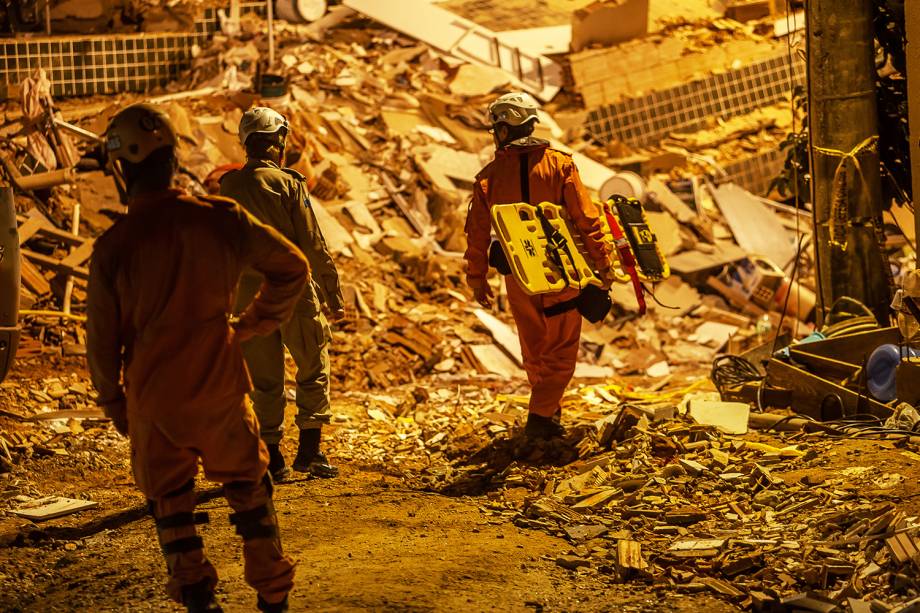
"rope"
812,135,879,252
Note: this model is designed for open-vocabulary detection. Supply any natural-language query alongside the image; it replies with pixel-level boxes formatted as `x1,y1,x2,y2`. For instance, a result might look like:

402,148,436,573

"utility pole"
807,0,891,325
906,5,920,246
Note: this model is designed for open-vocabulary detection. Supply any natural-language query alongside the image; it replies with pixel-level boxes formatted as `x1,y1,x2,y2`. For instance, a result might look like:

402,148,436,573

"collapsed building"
1,1,920,612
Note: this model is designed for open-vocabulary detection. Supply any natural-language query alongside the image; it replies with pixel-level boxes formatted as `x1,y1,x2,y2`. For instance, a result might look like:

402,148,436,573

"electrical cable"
710,355,764,398
776,0,808,344
772,233,807,355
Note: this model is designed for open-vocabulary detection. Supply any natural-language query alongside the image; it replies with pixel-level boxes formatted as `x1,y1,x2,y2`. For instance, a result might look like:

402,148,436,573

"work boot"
525,413,565,441
257,595,289,613
266,444,291,483
181,579,222,613
292,428,339,478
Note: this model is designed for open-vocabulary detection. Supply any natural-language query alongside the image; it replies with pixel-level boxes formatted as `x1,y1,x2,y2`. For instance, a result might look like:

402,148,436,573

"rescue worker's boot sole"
266,444,291,483
257,594,289,613
524,413,565,441
181,579,222,613
292,428,339,478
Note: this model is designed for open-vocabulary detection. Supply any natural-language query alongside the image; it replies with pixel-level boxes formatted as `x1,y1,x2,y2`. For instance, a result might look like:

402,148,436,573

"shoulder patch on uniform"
281,168,307,182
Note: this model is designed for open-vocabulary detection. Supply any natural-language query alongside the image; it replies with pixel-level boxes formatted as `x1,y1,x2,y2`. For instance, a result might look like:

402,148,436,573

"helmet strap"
108,158,130,205
494,122,535,149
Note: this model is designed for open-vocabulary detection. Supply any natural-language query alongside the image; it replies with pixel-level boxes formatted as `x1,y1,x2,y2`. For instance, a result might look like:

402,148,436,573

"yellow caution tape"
812,135,879,252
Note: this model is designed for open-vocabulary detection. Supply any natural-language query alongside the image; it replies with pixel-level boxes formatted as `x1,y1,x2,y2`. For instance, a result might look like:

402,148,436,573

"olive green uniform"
220,159,344,444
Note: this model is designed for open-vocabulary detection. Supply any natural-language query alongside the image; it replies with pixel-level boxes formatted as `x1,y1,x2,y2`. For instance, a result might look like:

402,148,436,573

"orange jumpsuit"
464,143,612,418
86,188,307,605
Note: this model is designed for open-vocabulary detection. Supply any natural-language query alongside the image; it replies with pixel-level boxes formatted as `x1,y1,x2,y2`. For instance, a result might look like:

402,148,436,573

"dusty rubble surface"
5,351,920,612
0,359,744,613
3,2,920,613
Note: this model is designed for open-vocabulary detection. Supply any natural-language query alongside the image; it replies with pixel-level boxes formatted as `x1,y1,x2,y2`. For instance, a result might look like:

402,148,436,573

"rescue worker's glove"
231,309,278,342
101,398,129,436
111,414,129,437
470,278,494,308
598,267,614,290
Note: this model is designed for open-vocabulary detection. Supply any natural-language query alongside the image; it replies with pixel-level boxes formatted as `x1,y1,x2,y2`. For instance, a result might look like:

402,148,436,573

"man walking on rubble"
87,104,304,613
464,92,613,440
220,107,344,481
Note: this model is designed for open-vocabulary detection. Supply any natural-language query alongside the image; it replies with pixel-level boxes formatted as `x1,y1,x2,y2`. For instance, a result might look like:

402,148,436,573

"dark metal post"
807,0,892,325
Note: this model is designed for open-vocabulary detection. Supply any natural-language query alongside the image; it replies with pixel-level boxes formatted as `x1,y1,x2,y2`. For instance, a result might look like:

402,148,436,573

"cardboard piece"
13,496,98,521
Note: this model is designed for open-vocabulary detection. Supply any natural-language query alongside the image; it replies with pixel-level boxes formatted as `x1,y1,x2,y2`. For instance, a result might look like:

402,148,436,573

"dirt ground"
1,469,744,613
5,354,920,612
0,364,739,613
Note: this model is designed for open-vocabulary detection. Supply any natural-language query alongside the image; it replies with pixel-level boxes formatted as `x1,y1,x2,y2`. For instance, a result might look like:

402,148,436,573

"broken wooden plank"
473,309,523,366
20,249,89,280
19,257,51,295
616,540,647,573
469,344,524,378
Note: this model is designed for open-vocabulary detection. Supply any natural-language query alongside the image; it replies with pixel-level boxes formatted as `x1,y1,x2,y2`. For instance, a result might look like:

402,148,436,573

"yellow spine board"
490,202,603,295
490,200,669,296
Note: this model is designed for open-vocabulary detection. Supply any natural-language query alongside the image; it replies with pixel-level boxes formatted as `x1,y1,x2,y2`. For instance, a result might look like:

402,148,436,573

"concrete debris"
330,379,920,610
12,496,98,521
0,3,917,611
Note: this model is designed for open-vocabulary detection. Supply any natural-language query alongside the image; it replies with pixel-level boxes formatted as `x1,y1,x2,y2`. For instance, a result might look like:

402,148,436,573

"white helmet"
238,107,289,146
487,92,540,127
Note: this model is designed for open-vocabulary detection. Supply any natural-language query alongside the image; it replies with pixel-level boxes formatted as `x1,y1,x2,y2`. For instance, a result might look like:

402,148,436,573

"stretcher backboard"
490,199,669,296
490,202,603,295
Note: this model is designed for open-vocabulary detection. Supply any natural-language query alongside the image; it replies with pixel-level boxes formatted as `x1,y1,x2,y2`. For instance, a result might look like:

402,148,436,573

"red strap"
604,206,646,315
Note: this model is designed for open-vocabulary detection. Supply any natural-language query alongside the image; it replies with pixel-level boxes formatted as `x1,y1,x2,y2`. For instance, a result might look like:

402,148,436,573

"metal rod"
267,0,275,67
62,203,80,315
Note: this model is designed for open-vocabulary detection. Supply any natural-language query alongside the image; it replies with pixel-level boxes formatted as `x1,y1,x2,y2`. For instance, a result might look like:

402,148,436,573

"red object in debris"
204,163,244,195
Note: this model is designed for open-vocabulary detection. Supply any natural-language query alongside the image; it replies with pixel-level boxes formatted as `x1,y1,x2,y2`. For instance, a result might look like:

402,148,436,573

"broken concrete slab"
449,64,512,97
469,344,525,378
571,0,649,52
474,309,523,366
12,496,98,521
687,399,750,435
343,0,563,101
709,182,796,269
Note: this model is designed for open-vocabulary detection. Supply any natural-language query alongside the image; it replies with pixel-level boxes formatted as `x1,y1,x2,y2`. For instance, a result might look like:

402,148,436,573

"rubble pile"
1,6,827,380
0,369,121,505
1,3,919,610
330,381,920,612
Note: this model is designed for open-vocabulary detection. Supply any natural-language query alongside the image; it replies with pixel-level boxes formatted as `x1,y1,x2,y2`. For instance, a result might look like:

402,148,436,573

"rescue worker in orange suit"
464,92,613,440
87,104,304,613
220,107,344,481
